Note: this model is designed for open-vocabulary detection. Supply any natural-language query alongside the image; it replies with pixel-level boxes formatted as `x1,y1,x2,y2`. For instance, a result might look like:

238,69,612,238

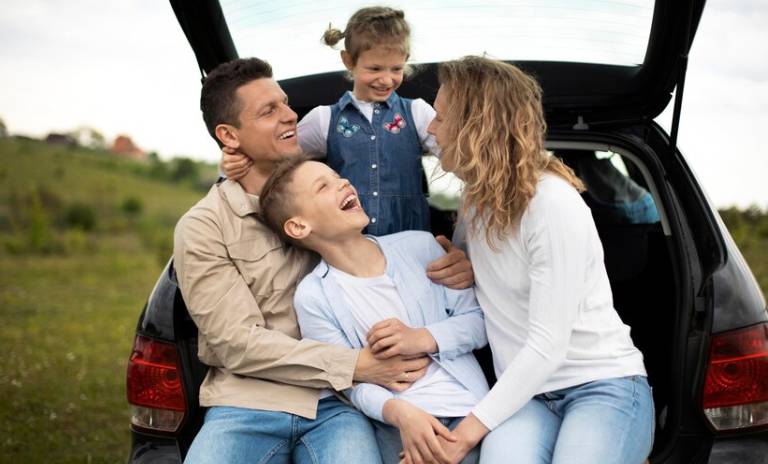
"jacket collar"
219,179,261,218
338,90,398,112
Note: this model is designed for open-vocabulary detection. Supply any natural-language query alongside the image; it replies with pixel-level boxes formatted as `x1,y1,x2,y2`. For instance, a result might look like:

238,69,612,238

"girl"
223,6,435,237
424,56,655,464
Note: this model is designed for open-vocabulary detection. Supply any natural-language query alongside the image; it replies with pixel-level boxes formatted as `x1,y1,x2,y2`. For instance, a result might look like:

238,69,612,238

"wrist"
455,414,489,448
382,399,408,427
418,328,439,354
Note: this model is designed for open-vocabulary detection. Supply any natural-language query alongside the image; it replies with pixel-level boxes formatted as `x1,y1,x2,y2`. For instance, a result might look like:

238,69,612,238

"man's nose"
280,104,298,122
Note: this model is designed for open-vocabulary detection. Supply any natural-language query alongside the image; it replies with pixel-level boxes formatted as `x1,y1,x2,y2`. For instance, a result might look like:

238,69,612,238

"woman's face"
427,85,459,174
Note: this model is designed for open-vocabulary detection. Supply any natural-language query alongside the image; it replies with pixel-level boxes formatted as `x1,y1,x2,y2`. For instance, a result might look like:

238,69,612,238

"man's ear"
284,216,311,241
215,124,240,150
341,50,354,71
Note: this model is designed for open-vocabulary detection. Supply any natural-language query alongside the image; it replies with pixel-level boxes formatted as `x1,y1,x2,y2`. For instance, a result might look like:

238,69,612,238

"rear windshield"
220,0,655,80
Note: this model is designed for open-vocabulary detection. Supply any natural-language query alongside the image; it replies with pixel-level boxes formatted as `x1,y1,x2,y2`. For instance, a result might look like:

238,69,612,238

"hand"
354,346,431,391
367,318,437,359
401,415,487,464
220,146,252,180
426,236,474,290
384,400,456,464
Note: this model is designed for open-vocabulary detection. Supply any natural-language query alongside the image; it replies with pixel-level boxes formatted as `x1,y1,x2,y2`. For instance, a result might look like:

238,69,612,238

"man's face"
286,161,368,243
225,78,300,163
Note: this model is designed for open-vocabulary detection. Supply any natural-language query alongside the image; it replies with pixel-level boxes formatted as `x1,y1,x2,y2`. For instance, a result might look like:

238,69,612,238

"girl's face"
344,45,406,102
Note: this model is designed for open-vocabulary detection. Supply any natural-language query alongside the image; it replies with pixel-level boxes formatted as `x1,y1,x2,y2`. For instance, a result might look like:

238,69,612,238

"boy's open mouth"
339,193,361,212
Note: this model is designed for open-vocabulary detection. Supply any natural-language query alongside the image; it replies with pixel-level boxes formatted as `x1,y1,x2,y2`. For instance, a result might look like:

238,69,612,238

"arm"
293,278,431,419
296,105,329,156
174,213,358,390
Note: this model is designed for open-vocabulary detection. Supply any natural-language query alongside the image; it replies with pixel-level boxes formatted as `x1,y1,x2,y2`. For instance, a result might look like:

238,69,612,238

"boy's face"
218,78,300,163
285,161,368,242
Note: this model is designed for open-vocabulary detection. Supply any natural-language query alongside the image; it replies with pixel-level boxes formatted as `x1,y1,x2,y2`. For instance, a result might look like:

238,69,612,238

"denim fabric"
183,397,382,464
479,376,654,464
327,91,430,236
373,417,480,464
294,231,489,423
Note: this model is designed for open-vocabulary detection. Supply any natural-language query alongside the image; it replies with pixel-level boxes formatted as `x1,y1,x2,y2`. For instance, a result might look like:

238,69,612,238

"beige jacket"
173,179,358,419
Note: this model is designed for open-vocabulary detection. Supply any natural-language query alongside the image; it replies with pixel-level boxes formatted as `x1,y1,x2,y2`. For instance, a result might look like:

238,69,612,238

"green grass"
0,138,212,463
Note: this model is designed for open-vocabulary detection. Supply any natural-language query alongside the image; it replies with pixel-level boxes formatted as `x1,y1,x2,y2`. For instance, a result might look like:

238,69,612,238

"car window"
220,0,656,80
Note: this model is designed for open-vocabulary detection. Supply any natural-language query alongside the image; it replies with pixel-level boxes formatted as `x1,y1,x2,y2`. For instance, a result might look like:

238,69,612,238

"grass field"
0,138,765,463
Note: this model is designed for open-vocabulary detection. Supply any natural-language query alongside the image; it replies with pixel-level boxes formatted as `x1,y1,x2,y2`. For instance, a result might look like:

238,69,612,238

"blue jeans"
480,376,654,464
374,416,480,464
184,397,382,464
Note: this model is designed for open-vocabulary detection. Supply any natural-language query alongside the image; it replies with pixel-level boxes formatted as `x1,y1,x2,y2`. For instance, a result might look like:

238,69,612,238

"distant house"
111,135,146,161
45,133,77,146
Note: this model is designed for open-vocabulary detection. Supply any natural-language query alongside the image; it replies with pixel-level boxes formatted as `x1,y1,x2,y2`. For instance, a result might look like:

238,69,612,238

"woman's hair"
322,6,411,65
437,56,584,248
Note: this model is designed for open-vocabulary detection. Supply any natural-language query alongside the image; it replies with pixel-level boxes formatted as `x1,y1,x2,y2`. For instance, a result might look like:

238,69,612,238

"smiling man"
173,57,473,464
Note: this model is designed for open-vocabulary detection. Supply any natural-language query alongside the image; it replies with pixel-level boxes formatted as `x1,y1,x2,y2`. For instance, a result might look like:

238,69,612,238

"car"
126,1,768,462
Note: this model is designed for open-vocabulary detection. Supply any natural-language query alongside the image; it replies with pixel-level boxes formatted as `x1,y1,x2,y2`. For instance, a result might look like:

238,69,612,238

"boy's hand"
220,146,252,180
368,318,437,359
427,236,474,290
383,399,456,464
354,346,430,390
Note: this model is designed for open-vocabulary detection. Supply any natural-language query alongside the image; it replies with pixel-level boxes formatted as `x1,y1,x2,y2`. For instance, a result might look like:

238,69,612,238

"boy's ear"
341,50,354,71
284,216,311,241
215,124,240,150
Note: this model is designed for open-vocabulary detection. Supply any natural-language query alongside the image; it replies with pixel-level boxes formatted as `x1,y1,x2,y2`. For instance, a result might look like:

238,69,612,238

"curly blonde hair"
437,56,584,248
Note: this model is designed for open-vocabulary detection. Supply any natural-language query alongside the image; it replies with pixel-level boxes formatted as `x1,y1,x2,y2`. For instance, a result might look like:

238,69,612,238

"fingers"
432,419,458,443
403,356,431,372
434,235,453,252
369,326,399,350
431,269,474,290
426,248,463,273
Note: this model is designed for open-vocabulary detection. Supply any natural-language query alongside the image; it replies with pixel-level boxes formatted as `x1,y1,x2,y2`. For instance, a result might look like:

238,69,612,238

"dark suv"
126,1,768,462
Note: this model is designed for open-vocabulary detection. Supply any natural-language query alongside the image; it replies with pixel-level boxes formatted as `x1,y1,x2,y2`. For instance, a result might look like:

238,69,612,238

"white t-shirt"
468,173,647,430
297,91,437,156
330,267,478,418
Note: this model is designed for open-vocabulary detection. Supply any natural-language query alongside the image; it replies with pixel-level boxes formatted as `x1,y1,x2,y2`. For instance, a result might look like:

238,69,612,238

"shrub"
64,202,97,232
121,196,143,217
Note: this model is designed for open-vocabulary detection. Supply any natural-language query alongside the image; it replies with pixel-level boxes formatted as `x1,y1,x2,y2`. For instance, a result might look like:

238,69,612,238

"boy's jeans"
184,397,382,464
374,416,480,464
480,375,654,464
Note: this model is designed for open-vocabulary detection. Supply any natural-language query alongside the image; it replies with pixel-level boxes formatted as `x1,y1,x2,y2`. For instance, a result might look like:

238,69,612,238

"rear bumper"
129,432,182,464
707,436,768,464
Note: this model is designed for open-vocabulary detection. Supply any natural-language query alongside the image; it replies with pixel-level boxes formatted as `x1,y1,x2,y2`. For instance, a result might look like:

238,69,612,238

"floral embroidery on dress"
336,116,360,138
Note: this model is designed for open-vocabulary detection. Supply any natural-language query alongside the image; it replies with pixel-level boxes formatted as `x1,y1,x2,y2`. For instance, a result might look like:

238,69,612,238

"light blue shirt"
293,231,490,423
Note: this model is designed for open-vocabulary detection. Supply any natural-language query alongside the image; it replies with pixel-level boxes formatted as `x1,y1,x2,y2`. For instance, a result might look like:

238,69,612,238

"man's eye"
318,183,326,191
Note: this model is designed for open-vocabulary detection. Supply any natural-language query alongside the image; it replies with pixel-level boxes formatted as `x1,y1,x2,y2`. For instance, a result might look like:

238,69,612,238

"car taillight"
126,335,186,432
703,322,768,431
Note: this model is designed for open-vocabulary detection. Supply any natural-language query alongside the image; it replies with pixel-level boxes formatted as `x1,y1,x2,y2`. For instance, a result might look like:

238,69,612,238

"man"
175,57,474,463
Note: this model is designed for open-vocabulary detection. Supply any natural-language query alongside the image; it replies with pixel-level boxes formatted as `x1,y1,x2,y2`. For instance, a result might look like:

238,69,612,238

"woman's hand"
220,146,252,180
368,318,437,359
383,399,456,464
426,236,474,290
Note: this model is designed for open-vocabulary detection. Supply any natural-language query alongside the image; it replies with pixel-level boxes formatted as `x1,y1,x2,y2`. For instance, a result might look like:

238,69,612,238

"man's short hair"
259,154,314,246
200,57,273,147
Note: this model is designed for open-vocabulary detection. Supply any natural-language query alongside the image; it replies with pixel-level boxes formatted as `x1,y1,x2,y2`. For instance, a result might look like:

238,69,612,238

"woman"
424,56,654,464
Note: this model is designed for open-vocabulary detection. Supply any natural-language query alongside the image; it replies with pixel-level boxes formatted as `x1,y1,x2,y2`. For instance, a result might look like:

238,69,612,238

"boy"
258,155,489,464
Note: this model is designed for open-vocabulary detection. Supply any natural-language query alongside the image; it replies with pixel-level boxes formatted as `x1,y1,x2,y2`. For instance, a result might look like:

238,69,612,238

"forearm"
426,310,486,360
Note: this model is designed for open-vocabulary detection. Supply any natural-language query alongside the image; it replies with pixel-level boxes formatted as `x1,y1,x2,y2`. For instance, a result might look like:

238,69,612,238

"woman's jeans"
184,397,382,464
480,375,654,464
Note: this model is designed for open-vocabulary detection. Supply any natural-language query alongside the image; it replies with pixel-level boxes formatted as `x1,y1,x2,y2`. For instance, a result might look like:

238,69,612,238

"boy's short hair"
200,57,273,147
258,154,315,245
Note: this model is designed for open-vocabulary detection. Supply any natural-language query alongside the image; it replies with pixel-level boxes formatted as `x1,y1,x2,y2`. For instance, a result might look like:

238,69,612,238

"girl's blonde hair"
323,6,410,64
437,56,584,248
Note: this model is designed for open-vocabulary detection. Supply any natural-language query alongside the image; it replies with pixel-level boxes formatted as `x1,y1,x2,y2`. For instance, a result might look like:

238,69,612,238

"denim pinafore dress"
326,91,430,236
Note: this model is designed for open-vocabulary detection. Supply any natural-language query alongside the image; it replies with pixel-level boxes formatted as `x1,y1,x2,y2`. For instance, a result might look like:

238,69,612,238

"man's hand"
354,346,430,391
220,146,252,180
367,318,437,359
426,235,474,290
383,399,456,464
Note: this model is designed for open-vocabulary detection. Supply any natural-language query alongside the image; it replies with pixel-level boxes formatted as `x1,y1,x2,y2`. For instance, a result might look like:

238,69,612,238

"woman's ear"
284,217,311,241
341,50,354,71
215,124,240,150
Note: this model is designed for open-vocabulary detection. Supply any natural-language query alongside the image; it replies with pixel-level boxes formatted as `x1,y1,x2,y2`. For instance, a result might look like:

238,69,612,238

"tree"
0,116,7,138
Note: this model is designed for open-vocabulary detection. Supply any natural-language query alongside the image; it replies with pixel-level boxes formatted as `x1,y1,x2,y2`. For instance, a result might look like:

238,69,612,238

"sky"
0,0,766,208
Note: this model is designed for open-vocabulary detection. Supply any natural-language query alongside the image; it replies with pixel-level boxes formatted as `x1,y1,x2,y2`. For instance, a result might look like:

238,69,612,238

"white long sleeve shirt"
468,173,646,430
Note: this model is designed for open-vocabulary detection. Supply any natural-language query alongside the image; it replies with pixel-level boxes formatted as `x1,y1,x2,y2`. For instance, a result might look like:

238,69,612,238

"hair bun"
322,25,345,47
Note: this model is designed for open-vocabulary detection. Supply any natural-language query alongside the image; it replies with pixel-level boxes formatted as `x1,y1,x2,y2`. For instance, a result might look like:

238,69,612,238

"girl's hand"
426,236,474,290
383,399,456,464
220,147,252,180
368,318,437,359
